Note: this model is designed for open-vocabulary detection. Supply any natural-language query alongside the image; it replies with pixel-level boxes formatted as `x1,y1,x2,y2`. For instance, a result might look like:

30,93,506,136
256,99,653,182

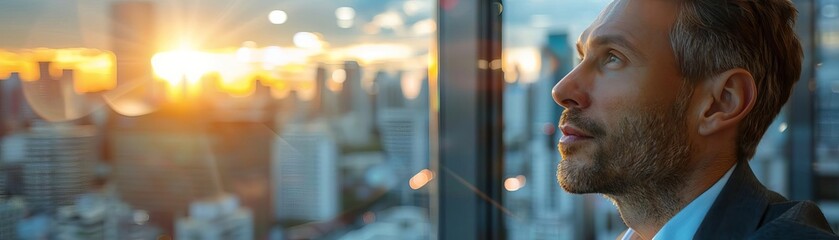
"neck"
607,175,683,239
610,158,736,239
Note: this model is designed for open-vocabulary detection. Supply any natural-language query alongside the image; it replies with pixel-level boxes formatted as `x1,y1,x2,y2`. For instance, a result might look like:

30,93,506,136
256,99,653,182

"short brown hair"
670,0,802,161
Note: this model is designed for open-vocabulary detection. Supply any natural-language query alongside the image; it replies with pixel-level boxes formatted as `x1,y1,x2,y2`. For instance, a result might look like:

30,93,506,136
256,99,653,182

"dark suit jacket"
693,161,838,239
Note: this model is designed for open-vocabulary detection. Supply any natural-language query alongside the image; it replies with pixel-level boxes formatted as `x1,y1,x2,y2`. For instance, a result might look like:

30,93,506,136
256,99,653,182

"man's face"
552,0,695,196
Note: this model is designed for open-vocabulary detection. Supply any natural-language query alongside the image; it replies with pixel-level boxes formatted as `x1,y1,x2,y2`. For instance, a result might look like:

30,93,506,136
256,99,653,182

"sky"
0,0,610,51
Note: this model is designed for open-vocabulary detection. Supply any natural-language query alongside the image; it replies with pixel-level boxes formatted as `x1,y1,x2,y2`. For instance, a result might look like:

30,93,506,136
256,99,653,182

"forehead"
579,0,679,50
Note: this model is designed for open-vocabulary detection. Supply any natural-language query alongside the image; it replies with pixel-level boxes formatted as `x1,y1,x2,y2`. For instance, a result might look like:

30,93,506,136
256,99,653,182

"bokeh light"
293,32,324,50
335,7,356,21
504,175,527,192
409,169,434,190
268,10,288,24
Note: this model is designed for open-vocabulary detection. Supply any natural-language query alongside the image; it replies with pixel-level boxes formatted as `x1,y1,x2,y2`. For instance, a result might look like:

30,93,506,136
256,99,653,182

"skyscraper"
377,108,428,181
21,122,96,213
272,121,338,222
0,73,26,136
373,71,405,110
373,70,429,205
337,61,375,146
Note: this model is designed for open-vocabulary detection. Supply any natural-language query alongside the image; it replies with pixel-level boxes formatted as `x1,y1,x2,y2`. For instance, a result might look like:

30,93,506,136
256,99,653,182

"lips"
558,125,593,144
559,125,592,138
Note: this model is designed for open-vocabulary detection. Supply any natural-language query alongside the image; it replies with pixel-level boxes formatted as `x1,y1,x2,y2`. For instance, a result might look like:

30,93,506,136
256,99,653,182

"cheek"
586,90,639,132
588,68,648,112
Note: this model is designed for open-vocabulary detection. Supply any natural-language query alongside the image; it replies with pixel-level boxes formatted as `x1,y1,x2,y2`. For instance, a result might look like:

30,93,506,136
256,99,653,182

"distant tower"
0,73,26,136
520,31,586,240
21,63,81,122
374,71,405,110
538,33,574,147
272,122,338,222
338,61,374,145
111,1,156,86
373,70,429,204
374,71,427,174
176,194,253,240
21,122,96,213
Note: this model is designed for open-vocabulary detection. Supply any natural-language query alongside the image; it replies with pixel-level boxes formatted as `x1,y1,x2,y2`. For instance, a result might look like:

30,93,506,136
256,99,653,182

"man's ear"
696,68,757,136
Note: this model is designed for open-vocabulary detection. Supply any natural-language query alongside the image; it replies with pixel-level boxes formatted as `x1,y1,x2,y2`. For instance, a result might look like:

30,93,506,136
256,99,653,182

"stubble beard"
556,95,692,223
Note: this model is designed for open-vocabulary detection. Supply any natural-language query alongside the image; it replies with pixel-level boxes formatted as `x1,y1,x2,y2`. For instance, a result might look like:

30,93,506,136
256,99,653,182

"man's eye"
603,52,624,68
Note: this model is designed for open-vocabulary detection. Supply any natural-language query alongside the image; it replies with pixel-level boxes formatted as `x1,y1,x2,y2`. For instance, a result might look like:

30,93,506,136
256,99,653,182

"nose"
552,67,590,110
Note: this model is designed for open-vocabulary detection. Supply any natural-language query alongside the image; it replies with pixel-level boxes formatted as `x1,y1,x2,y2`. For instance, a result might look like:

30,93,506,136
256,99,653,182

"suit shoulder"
750,201,838,239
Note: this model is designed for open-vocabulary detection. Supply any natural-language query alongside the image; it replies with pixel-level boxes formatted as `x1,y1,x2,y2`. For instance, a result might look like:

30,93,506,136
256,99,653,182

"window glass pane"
0,1,435,239
500,1,823,238
816,0,839,232
501,1,621,239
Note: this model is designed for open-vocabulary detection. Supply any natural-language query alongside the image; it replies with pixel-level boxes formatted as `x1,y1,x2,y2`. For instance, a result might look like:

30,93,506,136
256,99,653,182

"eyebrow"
576,34,646,61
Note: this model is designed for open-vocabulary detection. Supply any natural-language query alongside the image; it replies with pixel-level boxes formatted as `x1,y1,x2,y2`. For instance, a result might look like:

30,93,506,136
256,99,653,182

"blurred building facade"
176,194,253,240
272,121,339,222
21,123,96,214
0,197,26,239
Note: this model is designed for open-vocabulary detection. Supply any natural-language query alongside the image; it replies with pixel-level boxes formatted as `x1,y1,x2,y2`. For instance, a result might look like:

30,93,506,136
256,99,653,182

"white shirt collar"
621,164,737,240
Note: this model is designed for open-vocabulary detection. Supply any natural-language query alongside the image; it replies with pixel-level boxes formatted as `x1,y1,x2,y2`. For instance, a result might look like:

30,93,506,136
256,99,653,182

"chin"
556,155,600,194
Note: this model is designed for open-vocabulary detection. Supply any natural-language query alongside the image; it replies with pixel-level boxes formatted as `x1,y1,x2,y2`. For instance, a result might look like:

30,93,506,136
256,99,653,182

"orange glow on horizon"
0,48,116,93
151,45,322,100
0,50,38,81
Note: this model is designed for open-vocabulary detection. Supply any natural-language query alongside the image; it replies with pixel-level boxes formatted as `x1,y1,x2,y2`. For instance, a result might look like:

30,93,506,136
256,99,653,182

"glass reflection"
501,0,839,238
0,0,435,239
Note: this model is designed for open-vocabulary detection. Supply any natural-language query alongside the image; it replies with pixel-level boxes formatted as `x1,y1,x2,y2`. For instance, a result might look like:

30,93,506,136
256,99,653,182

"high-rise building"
336,61,375,146
526,135,585,240
21,63,90,122
373,70,429,204
377,107,428,206
272,121,338,222
1,73,27,135
21,122,96,213
503,82,529,147
374,71,406,110
377,108,428,180
505,32,599,240
0,197,26,240
207,90,275,237
110,118,221,232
